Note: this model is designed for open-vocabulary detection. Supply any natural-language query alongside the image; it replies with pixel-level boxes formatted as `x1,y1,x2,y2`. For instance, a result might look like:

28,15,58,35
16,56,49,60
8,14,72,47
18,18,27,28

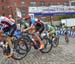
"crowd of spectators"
55,26,75,37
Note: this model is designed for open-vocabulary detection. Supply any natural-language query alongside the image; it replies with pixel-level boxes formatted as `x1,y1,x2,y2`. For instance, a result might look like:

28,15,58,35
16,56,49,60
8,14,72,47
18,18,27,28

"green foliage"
58,15,75,20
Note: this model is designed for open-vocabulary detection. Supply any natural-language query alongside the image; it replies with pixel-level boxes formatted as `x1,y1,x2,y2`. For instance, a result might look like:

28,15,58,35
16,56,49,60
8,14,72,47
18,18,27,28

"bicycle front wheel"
52,36,59,47
40,38,53,53
12,39,28,60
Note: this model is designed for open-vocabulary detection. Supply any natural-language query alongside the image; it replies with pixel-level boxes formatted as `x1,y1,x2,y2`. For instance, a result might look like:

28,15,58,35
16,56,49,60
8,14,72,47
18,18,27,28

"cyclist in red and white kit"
0,16,16,58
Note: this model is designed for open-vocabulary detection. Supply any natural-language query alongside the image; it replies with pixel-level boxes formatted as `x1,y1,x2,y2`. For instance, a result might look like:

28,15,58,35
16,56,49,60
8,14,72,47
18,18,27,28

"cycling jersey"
0,16,16,37
29,18,44,34
29,18,37,26
0,16,15,28
9,18,15,23
21,19,29,29
30,18,43,26
45,24,55,34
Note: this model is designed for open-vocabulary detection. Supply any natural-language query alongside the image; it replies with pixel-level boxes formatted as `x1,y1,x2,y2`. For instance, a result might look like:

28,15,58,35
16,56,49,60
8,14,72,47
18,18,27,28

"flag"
16,8,22,18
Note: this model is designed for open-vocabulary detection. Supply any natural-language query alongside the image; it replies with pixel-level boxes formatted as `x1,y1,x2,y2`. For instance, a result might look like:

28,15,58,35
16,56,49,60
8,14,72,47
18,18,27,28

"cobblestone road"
0,36,75,64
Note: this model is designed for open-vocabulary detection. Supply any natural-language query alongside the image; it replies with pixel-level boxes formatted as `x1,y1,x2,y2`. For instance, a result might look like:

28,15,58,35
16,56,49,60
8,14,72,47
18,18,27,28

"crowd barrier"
56,30,75,37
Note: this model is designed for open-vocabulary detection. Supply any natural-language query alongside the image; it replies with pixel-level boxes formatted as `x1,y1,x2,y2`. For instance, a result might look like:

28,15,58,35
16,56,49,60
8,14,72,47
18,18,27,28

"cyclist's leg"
9,24,16,54
29,25,37,45
64,31,69,42
1,27,11,58
35,24,44,49
5,24,16,58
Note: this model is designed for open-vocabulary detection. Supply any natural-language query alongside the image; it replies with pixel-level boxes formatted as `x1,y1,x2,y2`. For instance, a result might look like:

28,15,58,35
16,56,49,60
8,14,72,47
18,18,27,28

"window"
71,2,75,6
21,1,26,7
30,1,36,6
40,1,45,6
64,2,69,6
57,2,60,5
21,10,25,16
48,3,51,6
22,12,25,16
49,2,53,6
2,13,5,16
1,0,5,2
2,6,5,10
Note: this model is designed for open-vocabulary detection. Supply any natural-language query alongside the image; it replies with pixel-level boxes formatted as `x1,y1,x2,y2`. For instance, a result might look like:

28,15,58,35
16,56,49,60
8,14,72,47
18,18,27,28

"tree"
58,15,75,20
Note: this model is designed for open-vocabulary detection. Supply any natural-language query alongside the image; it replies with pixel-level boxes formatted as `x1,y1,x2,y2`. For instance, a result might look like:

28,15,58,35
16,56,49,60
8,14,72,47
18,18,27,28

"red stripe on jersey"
1,21,12,27
36,21,43,25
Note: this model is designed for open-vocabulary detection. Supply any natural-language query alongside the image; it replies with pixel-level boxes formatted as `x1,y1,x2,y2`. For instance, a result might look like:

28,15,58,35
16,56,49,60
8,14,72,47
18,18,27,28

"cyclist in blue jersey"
22,15,44,50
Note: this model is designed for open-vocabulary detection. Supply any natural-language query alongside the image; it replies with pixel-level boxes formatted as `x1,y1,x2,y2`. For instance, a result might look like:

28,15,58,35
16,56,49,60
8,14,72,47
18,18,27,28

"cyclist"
62,24,69,43
22,15,44,50
0,16,16,58
20,18,29,29
44,23,57,46
44,23,56,38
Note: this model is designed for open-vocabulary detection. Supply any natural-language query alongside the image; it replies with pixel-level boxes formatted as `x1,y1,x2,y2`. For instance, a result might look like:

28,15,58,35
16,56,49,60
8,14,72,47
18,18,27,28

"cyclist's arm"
50,30,55,34
23,19,36,32
22,25,32,32
48,25,55,33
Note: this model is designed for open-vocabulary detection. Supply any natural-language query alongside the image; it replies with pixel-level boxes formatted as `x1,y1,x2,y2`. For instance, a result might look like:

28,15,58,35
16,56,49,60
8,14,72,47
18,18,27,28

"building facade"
69,0,75,6
0,0,69,20
0,0,8,16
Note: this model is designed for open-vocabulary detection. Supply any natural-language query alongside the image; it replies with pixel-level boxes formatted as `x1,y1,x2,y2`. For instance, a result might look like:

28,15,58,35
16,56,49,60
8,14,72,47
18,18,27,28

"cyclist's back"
29,18,44,34
0,16,16,37
21,19,29,29
46,24,55,34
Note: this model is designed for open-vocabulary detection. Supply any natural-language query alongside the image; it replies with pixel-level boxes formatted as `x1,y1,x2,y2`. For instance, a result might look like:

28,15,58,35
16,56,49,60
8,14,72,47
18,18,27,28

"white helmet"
35,18,38,21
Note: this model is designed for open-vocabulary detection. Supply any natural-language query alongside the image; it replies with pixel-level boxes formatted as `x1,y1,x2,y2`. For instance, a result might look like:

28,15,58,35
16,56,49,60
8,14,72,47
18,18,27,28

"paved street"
0,36,75,64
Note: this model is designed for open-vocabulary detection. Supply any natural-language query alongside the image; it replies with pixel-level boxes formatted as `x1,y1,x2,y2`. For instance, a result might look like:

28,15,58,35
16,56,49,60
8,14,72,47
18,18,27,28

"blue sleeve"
31,19,36,25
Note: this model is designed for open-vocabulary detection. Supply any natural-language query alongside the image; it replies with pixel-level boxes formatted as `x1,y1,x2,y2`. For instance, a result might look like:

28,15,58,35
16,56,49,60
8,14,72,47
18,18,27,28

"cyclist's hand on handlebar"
21,29,27,33
36,31,39,34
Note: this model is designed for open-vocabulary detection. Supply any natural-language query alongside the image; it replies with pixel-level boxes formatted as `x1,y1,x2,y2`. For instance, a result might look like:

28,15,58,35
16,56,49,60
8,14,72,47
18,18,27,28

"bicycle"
20,31,53,53
64,31,69,43
65,34,69,43
0,30,28,60
49,33,59,47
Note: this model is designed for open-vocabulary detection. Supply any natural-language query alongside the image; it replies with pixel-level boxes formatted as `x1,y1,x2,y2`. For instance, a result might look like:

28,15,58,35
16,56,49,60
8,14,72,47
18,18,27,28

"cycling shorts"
3,24,16,37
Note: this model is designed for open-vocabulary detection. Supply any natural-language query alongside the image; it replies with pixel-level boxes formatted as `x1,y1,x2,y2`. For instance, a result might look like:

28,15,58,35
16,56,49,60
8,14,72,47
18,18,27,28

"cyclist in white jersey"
0,16,16,58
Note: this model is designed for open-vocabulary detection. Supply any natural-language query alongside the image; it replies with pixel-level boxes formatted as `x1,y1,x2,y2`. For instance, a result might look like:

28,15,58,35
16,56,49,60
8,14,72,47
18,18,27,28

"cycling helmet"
25,15,31,20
